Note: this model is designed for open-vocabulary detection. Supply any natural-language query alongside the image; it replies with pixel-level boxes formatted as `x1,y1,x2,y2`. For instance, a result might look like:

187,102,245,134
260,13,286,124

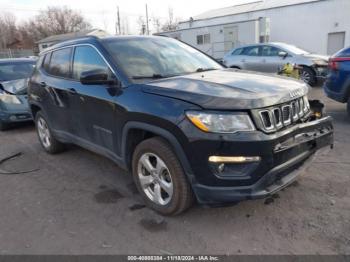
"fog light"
208,156,261,163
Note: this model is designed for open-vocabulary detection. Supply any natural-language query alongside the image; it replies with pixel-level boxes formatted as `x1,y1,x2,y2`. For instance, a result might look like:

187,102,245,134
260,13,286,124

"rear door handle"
241,59,246,62
40,82,46,88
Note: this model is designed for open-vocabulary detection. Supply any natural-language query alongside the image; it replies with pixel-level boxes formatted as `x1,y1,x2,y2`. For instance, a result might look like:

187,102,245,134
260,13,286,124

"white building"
158,0,350,59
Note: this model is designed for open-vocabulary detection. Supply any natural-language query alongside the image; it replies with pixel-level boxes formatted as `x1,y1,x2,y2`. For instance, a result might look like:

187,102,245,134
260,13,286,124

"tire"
132,137,194,216
301,67,316,86
35,111,65,154
0,120,8,131
347,97,350,117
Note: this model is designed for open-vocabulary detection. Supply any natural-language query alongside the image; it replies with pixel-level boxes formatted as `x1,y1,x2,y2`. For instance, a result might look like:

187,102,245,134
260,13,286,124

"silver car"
223,42,329,86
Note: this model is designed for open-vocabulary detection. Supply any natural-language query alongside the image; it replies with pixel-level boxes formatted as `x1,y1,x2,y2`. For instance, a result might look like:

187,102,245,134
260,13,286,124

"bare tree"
0,12,17,49
137,16,146,35
24,6,91,42
161,7,179,32
152,16,162,33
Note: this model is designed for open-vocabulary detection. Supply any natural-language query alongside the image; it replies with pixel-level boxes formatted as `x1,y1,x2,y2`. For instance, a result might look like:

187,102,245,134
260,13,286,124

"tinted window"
73,46,109,80
48,48,72,78
242,46,260,56
261,46,282,56
0,62,35,81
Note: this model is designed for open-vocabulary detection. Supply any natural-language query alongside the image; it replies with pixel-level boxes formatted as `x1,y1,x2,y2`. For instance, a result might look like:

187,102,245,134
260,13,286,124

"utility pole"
116,6,121,35
145,4,150,35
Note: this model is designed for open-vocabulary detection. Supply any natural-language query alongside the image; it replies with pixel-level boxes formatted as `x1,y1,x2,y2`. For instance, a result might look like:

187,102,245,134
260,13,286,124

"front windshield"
0,62,35,82
103,37,222,82
277,43,310,55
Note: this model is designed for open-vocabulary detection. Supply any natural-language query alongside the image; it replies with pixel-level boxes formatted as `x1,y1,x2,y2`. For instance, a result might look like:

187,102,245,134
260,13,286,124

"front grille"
256,96,310,133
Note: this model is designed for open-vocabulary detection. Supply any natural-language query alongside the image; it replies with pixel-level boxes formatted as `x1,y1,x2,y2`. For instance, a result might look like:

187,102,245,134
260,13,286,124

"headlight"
0,94,22,104
186,111,255,133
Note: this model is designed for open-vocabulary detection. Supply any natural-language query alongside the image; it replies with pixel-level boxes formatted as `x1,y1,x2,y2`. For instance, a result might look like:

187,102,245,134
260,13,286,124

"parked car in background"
324,46,350,116
28,36,333,215
223,42,329,86
0,58,36,130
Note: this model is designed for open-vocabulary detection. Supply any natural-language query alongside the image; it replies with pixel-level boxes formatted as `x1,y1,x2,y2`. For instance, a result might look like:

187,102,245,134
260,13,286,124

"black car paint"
28,36,334,205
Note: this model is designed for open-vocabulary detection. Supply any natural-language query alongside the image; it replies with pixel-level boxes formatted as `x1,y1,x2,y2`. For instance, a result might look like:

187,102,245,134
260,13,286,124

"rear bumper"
324,83,347,103
180,116,334,205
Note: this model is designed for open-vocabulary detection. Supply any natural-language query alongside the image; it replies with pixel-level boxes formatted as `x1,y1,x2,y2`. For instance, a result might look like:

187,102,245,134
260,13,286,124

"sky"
0,0,258,34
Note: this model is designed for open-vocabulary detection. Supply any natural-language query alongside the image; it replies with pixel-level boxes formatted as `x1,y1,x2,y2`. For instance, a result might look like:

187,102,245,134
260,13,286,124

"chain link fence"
0,49,35,59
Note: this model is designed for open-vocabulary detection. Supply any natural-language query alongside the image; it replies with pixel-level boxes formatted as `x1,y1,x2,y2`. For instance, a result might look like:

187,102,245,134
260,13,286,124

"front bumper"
179,116,333,205
0,110,33,123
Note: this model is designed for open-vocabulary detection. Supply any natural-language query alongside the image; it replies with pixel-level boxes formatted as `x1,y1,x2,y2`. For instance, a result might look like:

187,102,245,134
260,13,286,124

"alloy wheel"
137,152,173,206
301,70,311,84
37,117,51,149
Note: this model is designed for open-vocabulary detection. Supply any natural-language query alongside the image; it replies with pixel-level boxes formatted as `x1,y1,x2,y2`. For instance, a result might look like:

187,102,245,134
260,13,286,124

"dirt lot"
0,87,349,255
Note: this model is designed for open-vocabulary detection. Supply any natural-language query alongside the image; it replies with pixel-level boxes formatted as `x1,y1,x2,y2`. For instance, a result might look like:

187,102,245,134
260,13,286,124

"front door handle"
241,59,246,62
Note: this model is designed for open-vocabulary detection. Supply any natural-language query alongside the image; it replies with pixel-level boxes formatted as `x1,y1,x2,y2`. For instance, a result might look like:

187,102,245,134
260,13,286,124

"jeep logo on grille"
289,89,304,98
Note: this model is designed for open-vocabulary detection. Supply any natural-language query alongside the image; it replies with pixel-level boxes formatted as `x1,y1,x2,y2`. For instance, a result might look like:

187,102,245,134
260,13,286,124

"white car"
223,42,329,86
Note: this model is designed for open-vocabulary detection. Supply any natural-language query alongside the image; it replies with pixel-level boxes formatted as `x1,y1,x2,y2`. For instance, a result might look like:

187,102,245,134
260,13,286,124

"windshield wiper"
195,68,217,73
131,74,178,80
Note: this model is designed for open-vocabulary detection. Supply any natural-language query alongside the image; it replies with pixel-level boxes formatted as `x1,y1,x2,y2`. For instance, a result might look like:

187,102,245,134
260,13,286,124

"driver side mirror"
80,69,118,86
278,51,288,59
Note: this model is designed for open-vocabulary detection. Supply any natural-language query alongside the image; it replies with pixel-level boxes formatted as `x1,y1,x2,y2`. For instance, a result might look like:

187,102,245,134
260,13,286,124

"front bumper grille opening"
282,105,292,126
256,96,311,133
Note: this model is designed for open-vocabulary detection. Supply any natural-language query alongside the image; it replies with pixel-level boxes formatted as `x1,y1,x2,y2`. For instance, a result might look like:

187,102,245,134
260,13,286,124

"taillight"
328,59,338,71
329,57,350,71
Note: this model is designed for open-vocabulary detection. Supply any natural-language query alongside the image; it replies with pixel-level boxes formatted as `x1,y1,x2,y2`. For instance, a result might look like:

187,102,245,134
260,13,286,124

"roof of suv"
40,35,166,55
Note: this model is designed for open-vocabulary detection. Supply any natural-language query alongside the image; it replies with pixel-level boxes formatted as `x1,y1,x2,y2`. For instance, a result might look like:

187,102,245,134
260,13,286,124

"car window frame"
41,47,73,80
40,44,118,84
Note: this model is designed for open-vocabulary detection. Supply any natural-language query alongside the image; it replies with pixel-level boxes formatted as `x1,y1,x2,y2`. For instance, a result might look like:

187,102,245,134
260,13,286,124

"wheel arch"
121,121,196,184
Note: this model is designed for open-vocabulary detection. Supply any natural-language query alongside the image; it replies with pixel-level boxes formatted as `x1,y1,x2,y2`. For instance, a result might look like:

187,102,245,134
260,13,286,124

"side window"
72,46,110,80
261,46,282,56
48,48,72,78
232,48,243,55
242,46,260,56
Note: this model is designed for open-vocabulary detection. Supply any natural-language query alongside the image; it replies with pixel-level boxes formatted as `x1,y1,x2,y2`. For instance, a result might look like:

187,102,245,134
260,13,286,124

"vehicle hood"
302,54,329,65
0,91,29,111
0,78,28,95
142,69,309,110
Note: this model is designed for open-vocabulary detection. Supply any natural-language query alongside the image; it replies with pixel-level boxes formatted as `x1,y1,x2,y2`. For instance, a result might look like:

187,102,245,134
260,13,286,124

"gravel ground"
0,87,349,255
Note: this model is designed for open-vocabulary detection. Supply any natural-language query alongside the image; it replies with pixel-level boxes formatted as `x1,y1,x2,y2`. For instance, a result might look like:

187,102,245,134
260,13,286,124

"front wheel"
347,97,350,117
132,137,194,216
35,111,65,154
300,67,316,86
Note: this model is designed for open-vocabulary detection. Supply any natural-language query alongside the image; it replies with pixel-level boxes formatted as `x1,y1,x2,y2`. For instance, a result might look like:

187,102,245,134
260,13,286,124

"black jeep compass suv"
28,36,334,215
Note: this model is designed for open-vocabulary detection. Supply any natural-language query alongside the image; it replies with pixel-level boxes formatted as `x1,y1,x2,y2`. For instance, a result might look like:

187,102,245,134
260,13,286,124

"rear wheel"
300,67,316,86
347,97,350,117
132,137,194,216
35,111,65,154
